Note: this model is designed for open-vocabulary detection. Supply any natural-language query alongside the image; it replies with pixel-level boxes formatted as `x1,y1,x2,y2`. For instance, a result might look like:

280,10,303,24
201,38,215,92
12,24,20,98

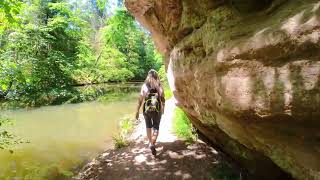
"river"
0,85,140,180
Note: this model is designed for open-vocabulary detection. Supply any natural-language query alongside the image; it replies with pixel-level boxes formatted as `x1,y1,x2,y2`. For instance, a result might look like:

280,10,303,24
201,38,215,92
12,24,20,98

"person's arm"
135,94,143,120
136,84,146,120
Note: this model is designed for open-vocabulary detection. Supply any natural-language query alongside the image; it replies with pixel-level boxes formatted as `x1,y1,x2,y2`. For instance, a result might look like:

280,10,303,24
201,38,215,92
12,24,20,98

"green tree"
0,0,84,99
102,9,162,81
0,0,22,34
0,0,163,106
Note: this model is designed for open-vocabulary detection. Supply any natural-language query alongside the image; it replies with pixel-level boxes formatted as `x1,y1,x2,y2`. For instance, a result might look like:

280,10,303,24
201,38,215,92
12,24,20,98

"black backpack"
143,85,160,113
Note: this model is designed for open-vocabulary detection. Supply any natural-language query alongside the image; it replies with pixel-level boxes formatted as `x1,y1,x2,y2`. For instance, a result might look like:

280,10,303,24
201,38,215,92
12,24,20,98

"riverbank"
75,98,244,180
0,93,139,180
0,83,141,110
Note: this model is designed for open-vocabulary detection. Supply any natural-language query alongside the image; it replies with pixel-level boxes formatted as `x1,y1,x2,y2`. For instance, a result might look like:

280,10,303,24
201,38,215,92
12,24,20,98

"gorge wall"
125,0,320,179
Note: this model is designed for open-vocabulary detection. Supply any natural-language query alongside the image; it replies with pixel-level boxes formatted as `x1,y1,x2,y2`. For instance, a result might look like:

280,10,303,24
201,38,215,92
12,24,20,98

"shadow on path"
75,98,243,180
76,139,242,180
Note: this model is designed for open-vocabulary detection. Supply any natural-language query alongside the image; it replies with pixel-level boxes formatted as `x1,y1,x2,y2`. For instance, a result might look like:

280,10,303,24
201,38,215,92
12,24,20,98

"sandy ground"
75,98,243,180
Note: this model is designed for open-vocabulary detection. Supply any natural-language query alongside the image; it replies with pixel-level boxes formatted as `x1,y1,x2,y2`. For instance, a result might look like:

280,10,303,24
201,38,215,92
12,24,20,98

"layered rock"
125,0,320,179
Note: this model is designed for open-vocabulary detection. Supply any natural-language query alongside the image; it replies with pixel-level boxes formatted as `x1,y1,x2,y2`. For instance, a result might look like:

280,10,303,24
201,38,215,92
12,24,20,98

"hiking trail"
75,98,242,180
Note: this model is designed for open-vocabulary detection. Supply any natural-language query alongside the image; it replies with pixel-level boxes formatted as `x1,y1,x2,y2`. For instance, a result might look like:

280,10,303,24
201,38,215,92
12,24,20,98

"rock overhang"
126,0,320,179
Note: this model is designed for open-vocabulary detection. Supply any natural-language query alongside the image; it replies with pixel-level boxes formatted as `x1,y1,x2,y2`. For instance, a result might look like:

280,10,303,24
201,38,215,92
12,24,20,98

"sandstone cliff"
125,0,320,179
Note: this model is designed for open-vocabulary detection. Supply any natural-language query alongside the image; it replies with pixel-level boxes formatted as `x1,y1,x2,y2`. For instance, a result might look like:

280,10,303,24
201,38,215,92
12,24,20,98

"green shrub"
112,134,129,149
119,116,135,135
172,107,196,143
112,116,135,149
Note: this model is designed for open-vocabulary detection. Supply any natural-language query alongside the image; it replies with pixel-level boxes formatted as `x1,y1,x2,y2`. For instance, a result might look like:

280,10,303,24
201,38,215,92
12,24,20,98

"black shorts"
143,112,161,130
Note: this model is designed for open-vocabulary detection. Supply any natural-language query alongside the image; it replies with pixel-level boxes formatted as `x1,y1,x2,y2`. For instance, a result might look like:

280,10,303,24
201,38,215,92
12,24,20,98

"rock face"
125,0,320,179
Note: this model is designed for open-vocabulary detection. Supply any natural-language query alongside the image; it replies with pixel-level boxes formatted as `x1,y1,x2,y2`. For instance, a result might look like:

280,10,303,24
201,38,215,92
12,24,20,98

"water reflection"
0,93,138,179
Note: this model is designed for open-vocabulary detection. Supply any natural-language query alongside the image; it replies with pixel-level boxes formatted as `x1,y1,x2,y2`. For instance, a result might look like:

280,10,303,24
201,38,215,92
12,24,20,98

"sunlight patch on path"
157,98,177,143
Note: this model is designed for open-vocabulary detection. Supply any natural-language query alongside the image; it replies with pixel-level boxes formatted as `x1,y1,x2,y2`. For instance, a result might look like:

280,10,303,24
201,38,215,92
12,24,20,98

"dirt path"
75,98,243,180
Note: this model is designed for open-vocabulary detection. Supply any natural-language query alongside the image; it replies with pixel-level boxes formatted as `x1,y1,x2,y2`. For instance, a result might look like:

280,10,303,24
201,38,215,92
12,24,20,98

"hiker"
135,69,165,156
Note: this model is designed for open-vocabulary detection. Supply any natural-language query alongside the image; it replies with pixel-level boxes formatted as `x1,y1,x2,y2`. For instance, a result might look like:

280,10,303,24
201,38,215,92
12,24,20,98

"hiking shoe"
150,145,156,156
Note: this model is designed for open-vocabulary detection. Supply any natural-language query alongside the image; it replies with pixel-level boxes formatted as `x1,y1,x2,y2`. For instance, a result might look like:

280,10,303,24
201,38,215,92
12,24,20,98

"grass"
112,115,136,149
159,64,173,100
112,134,129,149
164,85,173,99
119,116,135,134
172,107,196,144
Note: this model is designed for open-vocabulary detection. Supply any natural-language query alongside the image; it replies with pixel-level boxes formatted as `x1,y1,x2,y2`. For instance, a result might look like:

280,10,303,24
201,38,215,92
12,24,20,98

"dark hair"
145,69,161,91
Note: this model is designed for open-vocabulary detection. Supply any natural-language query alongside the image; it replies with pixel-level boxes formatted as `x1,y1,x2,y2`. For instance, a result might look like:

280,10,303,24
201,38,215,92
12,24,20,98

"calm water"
0,93,138,179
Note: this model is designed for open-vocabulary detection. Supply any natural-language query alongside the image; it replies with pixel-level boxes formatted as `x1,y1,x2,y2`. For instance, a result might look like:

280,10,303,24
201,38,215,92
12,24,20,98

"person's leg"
149,113,161,156
151,129,158,146
146,128,152,144
144,113,153,145
151,112,161,146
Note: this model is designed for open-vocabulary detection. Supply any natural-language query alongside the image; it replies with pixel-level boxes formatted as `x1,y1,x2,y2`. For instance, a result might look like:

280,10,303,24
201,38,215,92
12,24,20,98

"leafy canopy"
0,0,163,106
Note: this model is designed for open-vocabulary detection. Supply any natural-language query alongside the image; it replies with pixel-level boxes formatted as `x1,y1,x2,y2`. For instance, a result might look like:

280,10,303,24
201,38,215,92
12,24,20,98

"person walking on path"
135,69,165,156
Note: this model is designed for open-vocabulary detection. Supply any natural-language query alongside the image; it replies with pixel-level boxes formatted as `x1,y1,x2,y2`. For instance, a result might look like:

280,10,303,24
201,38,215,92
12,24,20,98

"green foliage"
120,116,135,135
0,0,22,33
101,9,162,80
0,0,84,105
0,82,140,109
113,115,135,149
72,7,163,84
112,133,129,149
158,65,173,99
173,107,196,143
0,0,163,108
158,65,167,83
164,88,173,100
